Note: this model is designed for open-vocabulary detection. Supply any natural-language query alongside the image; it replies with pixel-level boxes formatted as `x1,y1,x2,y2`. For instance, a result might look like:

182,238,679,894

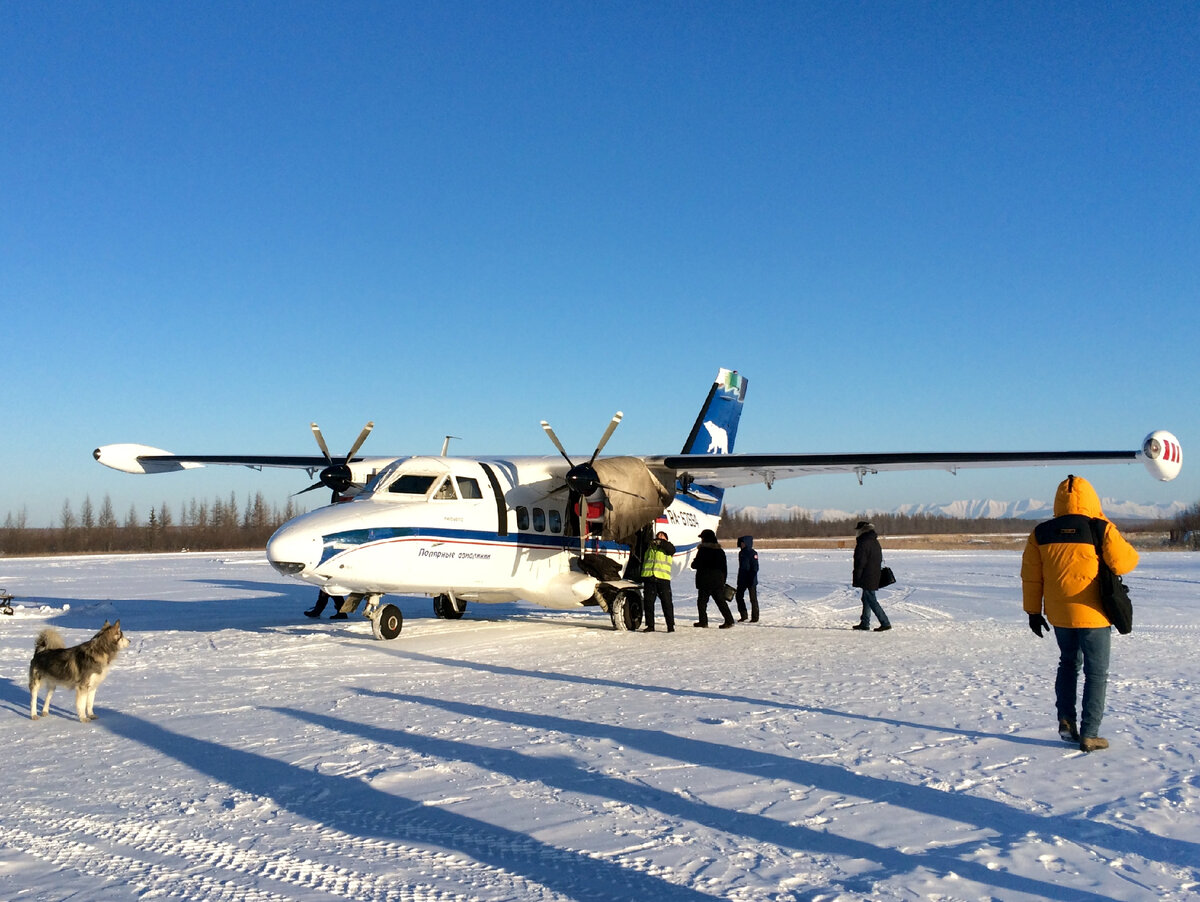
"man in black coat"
852,520,891,632
692,529,734,628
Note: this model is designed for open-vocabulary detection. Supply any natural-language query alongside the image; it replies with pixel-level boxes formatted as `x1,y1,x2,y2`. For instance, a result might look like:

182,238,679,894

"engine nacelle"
1140,430,1182,481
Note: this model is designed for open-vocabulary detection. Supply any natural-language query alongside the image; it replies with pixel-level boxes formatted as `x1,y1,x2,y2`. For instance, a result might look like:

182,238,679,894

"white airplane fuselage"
265,454,717,609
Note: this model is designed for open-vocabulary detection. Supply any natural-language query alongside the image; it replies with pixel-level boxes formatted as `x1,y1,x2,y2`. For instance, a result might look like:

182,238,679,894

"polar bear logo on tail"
703,421,729,454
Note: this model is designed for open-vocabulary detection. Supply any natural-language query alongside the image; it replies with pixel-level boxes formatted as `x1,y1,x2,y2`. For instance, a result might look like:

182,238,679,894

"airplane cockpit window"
433,478,458,500
516,506,530,530
548,509,562,533
456,477,483,499
388,474,437,495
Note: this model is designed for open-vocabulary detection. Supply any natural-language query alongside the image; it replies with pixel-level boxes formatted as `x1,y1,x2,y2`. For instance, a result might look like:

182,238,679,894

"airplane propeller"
540,412,625,556
540,411,623,498
298,420,375,501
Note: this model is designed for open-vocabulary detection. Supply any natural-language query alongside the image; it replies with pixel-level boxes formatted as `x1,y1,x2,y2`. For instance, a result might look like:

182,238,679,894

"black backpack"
1089,519,1133,634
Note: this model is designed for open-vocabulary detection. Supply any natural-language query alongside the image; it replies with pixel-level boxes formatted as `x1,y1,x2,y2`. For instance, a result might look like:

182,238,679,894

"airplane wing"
92,444,392,474
94,421,390,488
659,436,1180,489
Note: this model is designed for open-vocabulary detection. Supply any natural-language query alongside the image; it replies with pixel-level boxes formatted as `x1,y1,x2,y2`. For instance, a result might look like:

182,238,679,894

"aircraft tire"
609,589,643,632
372,604,403,640
433,593,466,620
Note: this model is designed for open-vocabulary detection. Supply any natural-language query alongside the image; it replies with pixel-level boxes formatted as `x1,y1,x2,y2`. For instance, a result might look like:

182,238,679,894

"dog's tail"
34,628,65,654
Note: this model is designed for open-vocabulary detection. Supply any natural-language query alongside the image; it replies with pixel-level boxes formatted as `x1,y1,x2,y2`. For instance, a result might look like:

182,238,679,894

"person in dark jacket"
735,535,759,622
691,529,733,628
852,520,891,632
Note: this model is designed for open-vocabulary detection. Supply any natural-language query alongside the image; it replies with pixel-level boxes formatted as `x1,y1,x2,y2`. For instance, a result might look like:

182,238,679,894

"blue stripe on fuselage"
318,527,648,567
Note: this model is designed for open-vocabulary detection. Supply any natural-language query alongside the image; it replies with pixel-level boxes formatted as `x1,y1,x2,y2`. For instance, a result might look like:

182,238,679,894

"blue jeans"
859,588,890,628
1054,626,1112,739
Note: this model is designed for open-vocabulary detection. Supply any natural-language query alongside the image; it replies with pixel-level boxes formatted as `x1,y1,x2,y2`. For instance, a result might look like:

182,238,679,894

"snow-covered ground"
1,548,1197,901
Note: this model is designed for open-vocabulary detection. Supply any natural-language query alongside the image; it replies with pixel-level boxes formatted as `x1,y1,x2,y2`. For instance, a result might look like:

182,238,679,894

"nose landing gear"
351,593,404,641
371,603,403,640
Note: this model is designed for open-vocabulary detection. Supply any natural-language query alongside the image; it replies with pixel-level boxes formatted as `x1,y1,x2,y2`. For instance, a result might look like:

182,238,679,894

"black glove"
1028,613,1050,638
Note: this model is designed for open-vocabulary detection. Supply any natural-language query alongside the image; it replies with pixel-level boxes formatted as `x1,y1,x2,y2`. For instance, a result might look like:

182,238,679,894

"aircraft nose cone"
266,523,321,577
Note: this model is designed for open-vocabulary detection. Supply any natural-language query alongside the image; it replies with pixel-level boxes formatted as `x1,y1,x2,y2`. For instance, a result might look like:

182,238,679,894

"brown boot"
1079,737,1109,753
1058,719,1080,743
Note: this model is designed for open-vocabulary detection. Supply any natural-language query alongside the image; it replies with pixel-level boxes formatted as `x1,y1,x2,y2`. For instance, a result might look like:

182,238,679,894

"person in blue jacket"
735,535,759,622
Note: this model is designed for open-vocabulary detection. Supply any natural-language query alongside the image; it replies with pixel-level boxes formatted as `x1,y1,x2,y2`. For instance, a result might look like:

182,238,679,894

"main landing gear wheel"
433,593,466,620
371,604,403,640
609,589,643,632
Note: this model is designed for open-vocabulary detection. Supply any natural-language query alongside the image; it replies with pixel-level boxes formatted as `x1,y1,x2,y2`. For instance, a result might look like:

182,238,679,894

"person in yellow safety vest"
640,530,676,632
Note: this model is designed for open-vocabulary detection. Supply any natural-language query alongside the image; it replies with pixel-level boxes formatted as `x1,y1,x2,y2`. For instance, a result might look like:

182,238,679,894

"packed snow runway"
1,548,1198,901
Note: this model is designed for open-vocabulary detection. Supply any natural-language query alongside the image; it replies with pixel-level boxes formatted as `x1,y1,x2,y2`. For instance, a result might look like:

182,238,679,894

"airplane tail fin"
676,369,747,515
681,368,747,455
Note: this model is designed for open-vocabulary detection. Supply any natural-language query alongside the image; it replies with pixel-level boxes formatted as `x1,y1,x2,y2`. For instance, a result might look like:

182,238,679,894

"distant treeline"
1176,500,1200,548
716,510,1038,539
1,493,304,555
717,507,1195,544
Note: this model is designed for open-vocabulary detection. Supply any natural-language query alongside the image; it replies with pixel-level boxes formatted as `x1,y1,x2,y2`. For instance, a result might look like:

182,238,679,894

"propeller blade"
587,412,623,465
540,420,574,465
310,423,333,464
579,497,588,557
307,420,375,501
345,421,375,462
294,481,326,496
596,481,643,498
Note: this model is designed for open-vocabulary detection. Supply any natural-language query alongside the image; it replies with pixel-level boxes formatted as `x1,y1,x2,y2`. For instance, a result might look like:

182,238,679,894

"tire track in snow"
3,821,297,902
3,802,566,902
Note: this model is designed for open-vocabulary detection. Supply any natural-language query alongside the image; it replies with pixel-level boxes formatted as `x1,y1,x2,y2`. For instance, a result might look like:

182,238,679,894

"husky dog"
29,620,130,722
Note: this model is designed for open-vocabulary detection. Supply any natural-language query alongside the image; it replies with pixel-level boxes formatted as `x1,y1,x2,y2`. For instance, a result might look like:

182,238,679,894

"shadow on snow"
99,710,713,902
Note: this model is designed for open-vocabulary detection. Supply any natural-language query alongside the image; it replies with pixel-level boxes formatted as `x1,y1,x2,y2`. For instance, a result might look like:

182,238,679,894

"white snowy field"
1,549,1197,902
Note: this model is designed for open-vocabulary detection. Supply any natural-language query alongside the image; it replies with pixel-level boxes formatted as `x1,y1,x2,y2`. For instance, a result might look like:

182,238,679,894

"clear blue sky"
3,1,1197,527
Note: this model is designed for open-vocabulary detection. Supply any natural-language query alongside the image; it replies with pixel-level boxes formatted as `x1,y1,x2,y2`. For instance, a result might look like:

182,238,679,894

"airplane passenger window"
548,509,562,533
456,477,483,499
516,506,530,530
532,507,546,532
389,474,437,495
433,478,457,500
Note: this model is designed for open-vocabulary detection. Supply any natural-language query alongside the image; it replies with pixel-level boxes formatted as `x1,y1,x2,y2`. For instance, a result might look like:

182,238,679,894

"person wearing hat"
691,528,734,628
852,520,891,632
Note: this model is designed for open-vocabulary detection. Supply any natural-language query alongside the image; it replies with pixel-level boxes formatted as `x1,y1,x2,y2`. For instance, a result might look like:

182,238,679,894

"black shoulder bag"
1089,518,1133,634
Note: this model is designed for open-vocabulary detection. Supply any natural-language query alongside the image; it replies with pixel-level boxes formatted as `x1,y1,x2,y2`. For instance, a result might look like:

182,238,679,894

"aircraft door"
478,463,509,537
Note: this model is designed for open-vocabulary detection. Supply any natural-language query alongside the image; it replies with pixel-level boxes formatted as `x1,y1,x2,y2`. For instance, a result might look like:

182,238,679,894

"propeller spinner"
298,420,375,501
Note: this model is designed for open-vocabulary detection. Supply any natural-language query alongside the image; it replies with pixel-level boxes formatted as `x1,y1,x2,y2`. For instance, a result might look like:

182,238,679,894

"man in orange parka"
1021,475,1139,753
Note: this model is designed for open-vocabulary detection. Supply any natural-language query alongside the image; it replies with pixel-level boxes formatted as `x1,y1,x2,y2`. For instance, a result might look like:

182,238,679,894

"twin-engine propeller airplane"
95,368,1182,640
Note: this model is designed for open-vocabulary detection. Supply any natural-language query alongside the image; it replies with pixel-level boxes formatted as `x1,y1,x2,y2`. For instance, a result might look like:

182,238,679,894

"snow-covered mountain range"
729,498,1187,523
